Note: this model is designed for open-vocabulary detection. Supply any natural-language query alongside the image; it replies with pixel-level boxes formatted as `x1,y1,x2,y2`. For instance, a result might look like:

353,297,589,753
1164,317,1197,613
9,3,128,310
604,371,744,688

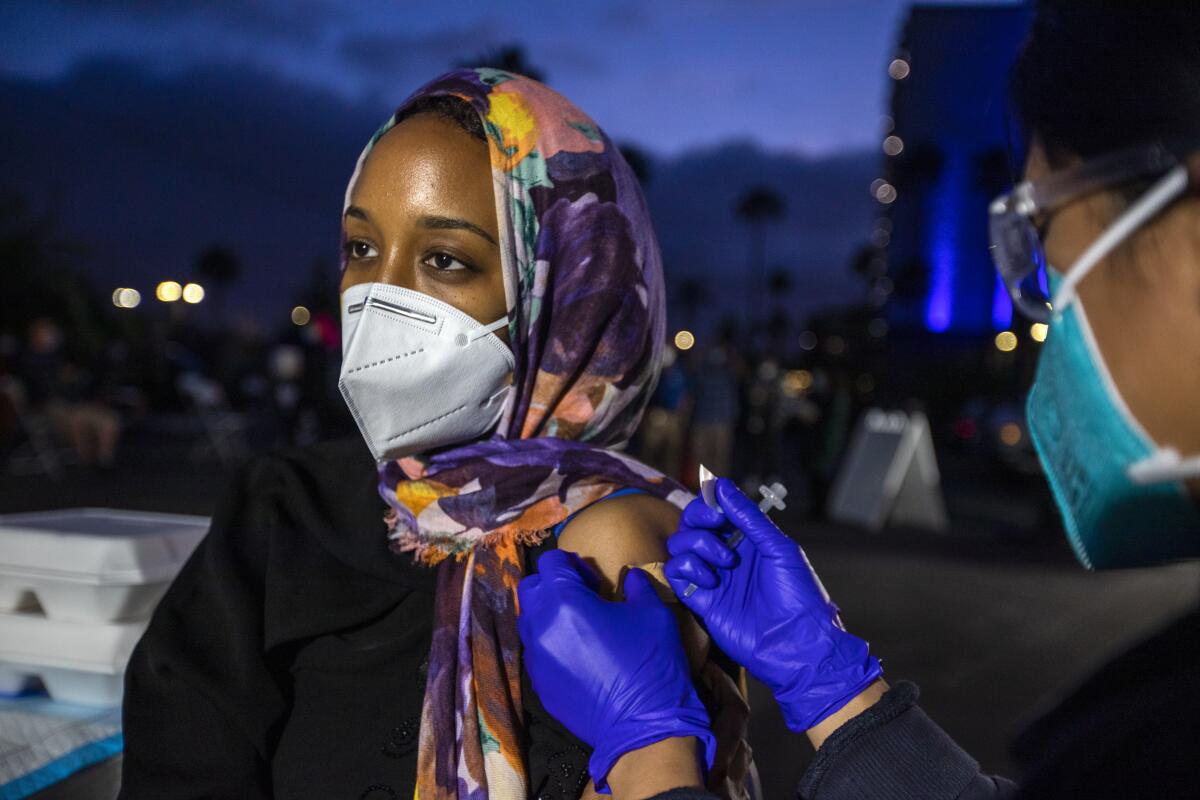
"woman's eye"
345,240,378,260
425,253,470,272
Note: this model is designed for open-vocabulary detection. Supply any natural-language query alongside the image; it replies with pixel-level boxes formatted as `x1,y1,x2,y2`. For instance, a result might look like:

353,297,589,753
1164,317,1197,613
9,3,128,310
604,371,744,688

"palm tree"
734,186,786,327
676,276,708,331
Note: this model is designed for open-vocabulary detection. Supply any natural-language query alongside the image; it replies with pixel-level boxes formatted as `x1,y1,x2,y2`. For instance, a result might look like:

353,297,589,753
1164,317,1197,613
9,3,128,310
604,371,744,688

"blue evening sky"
1,0,1020,157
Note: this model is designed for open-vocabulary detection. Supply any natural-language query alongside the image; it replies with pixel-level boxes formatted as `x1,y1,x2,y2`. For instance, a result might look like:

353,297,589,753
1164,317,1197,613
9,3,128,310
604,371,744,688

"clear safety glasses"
988,143,1191,323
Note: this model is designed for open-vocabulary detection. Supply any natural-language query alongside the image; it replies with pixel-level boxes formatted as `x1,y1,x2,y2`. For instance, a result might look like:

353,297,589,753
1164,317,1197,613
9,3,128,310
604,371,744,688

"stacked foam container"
0,509,208,706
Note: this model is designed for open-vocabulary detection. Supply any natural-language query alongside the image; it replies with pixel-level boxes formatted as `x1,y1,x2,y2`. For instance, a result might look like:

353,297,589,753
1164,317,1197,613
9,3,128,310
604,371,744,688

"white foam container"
0,508,209,623
0,611,148,706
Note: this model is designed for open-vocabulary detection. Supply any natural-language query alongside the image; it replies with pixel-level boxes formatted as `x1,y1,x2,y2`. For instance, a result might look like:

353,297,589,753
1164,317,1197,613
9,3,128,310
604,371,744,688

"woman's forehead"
349,116,496,225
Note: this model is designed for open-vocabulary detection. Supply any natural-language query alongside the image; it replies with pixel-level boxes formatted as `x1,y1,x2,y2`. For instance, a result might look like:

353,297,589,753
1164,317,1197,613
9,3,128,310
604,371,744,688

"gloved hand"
664,478,883,733
517,549,717,793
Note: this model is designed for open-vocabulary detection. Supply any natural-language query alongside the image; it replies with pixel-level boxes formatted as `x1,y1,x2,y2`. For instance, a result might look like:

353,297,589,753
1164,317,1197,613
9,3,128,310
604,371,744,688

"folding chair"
0,376,69,480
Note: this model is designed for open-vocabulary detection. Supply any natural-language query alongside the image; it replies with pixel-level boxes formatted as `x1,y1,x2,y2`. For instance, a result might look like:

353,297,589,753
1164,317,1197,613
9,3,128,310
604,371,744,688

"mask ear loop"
1043,160,1200,487
459,315,511,346
1128,449,1200,485
1051,165,1189,314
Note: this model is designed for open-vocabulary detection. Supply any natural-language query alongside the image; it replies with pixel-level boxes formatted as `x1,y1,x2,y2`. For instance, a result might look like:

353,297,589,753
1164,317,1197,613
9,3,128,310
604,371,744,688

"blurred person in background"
120,69,750,799
638,342,692,482
515,4,1200,798
741,356,783,487
689,338,741,478
18,316,121,468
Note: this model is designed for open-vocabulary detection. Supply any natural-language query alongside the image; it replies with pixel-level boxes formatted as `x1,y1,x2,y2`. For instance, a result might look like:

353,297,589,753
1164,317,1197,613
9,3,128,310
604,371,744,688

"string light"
994,331,1018,352
182,283,205,304
291,306,311,326
673,330,695,351
1030,322,1048,343
888,58,911,80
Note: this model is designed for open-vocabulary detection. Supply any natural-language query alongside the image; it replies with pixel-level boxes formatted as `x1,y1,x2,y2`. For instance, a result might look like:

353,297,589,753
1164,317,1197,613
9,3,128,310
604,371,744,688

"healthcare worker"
517,4,1200,797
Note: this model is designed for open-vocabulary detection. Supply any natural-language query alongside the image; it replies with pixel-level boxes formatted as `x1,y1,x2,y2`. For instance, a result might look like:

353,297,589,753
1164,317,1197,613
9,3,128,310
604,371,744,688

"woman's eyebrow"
344,205,371,222
420,215,498,246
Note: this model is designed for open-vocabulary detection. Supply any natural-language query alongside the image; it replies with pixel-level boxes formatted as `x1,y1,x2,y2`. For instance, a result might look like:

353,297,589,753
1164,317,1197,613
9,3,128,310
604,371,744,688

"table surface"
27,754,120,800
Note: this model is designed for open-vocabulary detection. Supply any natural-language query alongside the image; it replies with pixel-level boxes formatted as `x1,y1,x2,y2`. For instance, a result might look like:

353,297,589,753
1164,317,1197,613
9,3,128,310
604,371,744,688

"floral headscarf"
344,68,691,798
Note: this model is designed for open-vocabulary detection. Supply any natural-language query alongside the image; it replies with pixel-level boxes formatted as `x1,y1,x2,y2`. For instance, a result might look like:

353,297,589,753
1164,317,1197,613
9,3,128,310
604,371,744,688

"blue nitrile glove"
664,478,883,733
517,549,717,793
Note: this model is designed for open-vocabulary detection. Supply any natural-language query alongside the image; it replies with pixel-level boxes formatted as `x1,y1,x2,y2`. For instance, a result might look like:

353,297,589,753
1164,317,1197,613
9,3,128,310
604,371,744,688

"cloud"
48,0,339,46
335,22,502,87
597,3,654,33
0,52,874,326
0,55,383,316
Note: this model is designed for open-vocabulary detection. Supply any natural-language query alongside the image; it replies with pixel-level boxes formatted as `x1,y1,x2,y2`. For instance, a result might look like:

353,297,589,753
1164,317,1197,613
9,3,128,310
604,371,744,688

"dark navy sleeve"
798,682,1019,800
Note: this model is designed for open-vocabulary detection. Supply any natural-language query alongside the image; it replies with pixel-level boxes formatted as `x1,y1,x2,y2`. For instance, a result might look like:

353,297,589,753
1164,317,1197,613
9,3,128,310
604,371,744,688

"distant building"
876,4,1032,335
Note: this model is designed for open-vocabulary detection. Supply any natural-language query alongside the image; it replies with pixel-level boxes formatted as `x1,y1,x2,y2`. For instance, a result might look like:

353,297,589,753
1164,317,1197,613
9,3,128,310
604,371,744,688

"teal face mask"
1026,270,1200,569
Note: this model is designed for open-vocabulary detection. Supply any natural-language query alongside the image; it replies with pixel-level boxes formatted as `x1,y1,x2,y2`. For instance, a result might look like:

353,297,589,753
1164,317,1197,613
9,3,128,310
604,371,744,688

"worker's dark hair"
1010,3,1200,168
395,95,486,143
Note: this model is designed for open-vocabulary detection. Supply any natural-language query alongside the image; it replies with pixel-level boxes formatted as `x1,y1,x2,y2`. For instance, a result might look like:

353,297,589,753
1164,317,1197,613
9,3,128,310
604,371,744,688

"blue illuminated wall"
882,5,1031,335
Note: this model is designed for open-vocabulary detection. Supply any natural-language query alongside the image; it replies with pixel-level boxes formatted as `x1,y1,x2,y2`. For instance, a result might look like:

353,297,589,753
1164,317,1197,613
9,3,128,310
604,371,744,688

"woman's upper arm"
555,494,682,596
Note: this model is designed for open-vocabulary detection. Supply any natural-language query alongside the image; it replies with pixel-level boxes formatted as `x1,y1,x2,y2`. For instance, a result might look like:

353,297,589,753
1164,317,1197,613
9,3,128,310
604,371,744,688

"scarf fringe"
387,519,553,566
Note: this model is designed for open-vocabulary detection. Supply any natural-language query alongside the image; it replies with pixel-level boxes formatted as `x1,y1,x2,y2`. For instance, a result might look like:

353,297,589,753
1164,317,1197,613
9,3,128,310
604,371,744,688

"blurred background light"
673,329,695,351
999,421,1022,447
994,331,1018,352
882,134,904,156
1030,322,1048,343
782,369,813,397
888,57,911,80
111,288,141,309
291,305,311,326
181,283,205,304
155,281,182,302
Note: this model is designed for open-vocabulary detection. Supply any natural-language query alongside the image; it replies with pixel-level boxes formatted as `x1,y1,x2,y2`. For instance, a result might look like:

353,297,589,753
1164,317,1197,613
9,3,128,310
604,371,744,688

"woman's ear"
1022,137,1052,183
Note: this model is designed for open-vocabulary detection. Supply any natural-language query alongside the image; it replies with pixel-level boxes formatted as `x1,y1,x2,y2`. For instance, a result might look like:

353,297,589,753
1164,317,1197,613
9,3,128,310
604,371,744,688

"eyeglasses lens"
990,210,1052,323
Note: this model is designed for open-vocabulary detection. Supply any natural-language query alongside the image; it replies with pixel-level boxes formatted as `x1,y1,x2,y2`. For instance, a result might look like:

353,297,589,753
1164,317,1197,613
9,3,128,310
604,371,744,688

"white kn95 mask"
339,282,514,462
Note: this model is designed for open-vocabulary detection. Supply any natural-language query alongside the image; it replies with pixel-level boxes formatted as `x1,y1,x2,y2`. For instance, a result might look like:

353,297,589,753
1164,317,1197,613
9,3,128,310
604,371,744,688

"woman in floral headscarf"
120,69,748,800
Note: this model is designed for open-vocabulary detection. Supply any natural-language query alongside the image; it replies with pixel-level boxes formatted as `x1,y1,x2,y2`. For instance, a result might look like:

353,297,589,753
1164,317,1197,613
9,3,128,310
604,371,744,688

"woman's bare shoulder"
556,493,683,596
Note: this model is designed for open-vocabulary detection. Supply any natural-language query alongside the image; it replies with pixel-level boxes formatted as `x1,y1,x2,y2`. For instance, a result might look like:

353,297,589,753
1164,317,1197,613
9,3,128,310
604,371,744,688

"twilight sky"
1,0,1019,157
0,0,1024,328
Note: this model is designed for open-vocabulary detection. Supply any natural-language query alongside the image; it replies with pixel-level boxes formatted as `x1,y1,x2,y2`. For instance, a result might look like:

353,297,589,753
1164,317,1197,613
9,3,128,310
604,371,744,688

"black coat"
119,438,590,799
